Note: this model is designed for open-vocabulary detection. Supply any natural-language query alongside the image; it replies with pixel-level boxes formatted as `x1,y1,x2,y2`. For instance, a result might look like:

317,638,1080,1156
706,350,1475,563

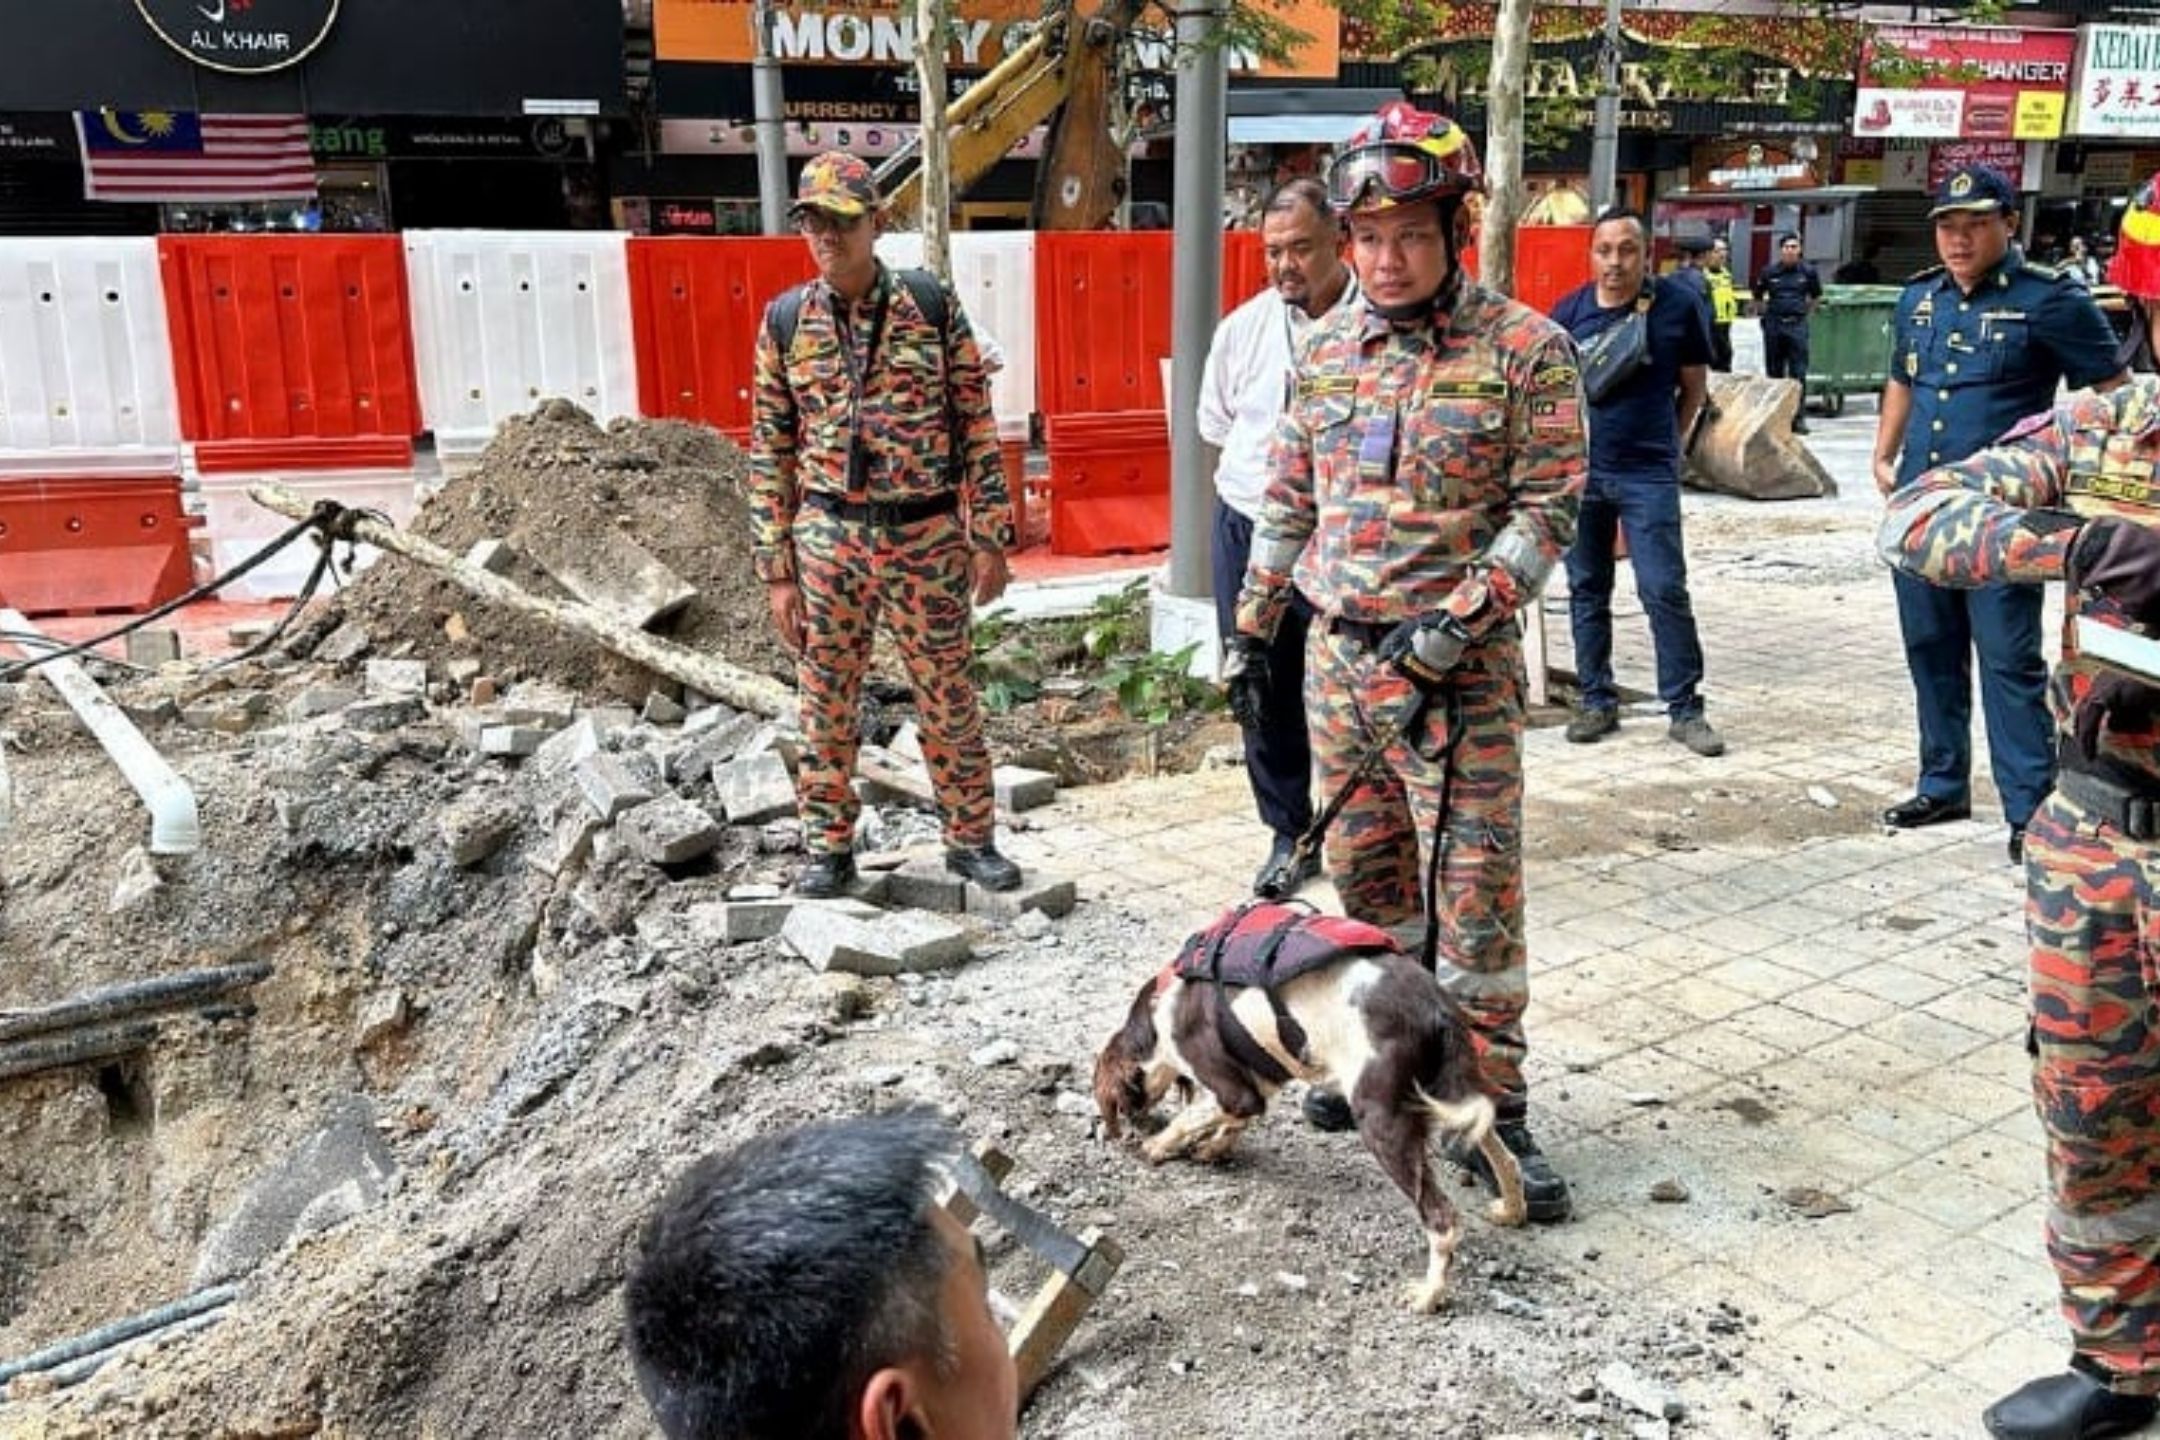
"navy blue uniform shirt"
1553,274,1714,479
1889,246,2122,485
1753,261,1821,325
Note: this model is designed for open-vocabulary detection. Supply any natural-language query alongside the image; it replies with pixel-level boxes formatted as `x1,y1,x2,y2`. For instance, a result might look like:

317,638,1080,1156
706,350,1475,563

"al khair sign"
2072,25,2160,138
1855,25,2075,142
134,0,340,74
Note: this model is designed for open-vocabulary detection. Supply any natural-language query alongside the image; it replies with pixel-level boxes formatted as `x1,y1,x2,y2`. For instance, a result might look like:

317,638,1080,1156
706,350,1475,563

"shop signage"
1692,141,1819,191
0,113,76,155
2071,25,2160,138
309,117,590,161
134,0,339,74
1927,137,2024,191
658,117,1046,161
1855,25,2076,141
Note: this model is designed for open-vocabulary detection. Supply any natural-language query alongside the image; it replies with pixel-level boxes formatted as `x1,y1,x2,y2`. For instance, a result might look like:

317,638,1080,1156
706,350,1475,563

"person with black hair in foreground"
624,1110,1017,1440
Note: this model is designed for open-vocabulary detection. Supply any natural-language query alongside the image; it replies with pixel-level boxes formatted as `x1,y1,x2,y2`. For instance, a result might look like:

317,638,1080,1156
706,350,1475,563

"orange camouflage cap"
791,151,881,219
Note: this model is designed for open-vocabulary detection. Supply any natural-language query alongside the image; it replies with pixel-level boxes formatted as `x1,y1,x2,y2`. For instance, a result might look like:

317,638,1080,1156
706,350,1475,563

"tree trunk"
1480,0,1533,298
915,0,952,279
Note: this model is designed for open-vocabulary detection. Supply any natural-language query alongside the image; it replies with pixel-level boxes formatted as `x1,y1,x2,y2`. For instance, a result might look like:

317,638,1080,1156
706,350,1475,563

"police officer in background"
1752,232,1821,432
1877,172,2160,1440
1872,164,2125,865
1226,102,1586,1221
1705,237,1739,373
1199,178,1359,898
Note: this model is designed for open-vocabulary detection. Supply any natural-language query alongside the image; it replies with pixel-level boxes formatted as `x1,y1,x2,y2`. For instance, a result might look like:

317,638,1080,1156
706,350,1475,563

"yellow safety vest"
1707,267,1739,325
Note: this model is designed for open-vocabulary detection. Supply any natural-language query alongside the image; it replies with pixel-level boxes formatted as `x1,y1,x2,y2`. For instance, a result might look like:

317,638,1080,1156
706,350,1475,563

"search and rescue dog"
1092,902,1527,1313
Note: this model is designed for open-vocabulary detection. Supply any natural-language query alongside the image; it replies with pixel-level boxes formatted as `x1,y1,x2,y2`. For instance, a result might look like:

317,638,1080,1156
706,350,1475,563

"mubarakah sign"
134,0,340,75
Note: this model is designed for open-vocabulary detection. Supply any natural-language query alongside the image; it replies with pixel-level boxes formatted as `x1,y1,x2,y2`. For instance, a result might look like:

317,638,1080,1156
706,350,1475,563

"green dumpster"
1805,284,1902,417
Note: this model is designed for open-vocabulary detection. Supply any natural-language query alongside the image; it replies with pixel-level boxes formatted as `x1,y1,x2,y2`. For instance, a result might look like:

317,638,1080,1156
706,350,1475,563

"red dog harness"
1157,901,1401,1086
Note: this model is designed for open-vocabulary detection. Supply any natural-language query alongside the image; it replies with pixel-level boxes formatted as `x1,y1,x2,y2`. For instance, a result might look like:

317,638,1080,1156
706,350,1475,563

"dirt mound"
323,402,793,702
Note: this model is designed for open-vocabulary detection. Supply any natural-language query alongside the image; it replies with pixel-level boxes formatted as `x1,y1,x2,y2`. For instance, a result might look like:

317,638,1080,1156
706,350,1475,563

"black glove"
1223,635,1272,730
2068,518,2160,624
2074,671,2160,762
1376,613,1472,694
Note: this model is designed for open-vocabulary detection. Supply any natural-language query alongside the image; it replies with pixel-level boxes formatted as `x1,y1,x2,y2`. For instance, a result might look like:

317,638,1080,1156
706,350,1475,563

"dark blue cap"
1929,164,2017,218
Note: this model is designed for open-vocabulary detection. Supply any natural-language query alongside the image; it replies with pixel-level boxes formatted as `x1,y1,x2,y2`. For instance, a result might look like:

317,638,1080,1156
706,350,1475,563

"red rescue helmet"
1326,102,1484,216
2111,171,2160,301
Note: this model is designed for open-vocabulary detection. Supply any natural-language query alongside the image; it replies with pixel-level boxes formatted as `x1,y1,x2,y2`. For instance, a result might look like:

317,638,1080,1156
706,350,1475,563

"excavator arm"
876,0,1144,231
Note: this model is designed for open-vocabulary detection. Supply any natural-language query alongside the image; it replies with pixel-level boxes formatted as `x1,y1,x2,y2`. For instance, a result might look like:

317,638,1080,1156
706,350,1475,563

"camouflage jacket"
1232,278,1587,642
749,263,1009,583
1879,374,2160,780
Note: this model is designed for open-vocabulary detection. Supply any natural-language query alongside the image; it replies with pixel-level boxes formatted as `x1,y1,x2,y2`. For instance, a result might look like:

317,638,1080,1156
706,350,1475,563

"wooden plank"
1009,1227,1123,1401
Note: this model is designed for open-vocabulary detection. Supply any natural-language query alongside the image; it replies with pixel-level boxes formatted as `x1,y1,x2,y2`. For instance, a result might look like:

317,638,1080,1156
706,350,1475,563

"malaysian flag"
75,111,316,203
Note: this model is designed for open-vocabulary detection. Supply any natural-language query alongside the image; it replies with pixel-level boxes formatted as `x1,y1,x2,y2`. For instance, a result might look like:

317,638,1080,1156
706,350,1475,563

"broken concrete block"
313,622,372,666
342,695,424,733
227,621,273,648
109,845,162,913
780,906,971,975
682,703,741,735
533,717,603,778
528,807,601,879
1686,374,1837,500
287,687,360,721
521,523,698,630
964,869,1077,923
364,658,427,698
641,691,687,726
993,765,1058,812
446,657,482,684
585,704,638,737
575,753,657,822
125,629,181,668
354,988,412,1051
886,857,967,914
739,724,803,768
480,724,550,757
469,676,499,706
715,752,797,825
122,695,179,726
665,712,761,786
439,794,522,867
1012,909,1054,941
192,1095,395,1289
619,795,722,865
466,538,515,574
727,882,785,901
888,722,924,762
498,682,577,729
714,898,794,943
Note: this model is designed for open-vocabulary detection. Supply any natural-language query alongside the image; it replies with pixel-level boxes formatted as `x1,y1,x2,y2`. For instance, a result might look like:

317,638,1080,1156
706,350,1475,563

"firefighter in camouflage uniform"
750,152,1023,899
1879,174,2160,1440
1227,103,1587,1223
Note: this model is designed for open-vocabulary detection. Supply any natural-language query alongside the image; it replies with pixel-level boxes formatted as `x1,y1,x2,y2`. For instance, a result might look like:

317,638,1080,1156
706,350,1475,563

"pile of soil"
323,402,794,702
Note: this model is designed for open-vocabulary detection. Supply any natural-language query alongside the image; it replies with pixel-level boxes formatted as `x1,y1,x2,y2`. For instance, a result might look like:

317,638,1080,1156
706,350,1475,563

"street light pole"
1587,0,1621,212
1167,0,1227,604
751,0,790,235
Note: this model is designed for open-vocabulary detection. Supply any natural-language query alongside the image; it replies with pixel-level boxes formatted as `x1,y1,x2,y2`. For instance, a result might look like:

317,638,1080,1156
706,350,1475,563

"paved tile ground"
1005,400,2153,1438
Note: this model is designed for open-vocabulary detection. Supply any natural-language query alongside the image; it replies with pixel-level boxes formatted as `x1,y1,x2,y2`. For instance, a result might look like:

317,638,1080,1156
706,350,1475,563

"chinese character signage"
2072,25,2160,138
1855,25,2076,141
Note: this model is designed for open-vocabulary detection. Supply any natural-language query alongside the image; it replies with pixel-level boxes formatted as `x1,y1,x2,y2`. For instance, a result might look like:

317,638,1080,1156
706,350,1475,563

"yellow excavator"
872,0,1145,230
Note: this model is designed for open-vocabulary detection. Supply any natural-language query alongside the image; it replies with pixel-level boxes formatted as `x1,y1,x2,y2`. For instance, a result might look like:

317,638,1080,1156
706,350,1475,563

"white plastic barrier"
875,232,1037,433
403,231,639,461
0,238,182,475
198,468,420,600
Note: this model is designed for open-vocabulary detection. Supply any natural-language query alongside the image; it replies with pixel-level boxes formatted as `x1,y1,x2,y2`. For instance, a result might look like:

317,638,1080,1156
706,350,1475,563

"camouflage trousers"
2026,788,2160,1393
1307,623,1530,1109
794,507,994,854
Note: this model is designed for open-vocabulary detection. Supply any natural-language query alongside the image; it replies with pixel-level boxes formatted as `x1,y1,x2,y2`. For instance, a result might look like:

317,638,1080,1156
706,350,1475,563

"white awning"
1227,113,1370,146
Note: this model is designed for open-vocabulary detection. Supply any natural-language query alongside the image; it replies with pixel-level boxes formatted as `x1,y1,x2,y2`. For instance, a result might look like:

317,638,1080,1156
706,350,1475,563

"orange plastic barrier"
1222,230,1266,310
0,475,199,616
1044,411,1169,556
1035,234,1173,419
627,237,819,437
157,237,420,466
1511,226,1595,318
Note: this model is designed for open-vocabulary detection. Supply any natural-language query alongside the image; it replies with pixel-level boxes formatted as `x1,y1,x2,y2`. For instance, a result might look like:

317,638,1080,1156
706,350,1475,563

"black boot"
946,844,1022,892
1301,1088,1354,1132
795,850,857,899
1254,834,1320,899
1984,1357,2158,1440
1450,1118,1572,1224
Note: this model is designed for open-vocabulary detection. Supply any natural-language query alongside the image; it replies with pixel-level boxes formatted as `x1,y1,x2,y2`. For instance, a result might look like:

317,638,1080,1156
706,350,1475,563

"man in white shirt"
1199,178,1356,897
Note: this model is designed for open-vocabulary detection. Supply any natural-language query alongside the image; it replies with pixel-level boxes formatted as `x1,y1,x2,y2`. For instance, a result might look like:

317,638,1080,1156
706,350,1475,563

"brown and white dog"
1093,909,1527,1313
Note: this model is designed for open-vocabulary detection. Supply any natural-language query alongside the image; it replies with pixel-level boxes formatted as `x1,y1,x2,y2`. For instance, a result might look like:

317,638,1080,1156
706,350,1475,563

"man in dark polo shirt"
1872,163,2126,863
1554,207,1723,757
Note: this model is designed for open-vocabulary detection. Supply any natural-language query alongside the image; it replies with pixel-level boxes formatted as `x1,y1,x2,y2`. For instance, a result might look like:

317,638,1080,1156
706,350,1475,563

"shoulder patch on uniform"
1906,263,1945,285
1534,363,1579,390
1530,396,1581,433
1297,375,1359,400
